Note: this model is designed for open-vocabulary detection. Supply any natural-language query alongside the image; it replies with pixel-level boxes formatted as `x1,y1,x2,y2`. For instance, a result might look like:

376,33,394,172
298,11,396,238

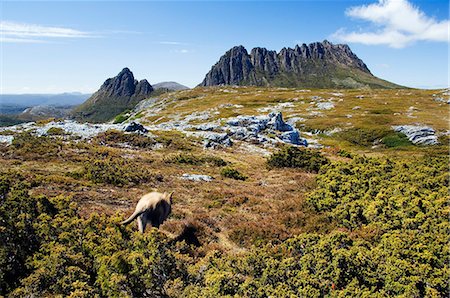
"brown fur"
121,191,173,233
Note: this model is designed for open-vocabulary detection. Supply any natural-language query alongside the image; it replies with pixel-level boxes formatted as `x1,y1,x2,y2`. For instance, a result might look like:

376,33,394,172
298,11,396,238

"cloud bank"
332,0,450,48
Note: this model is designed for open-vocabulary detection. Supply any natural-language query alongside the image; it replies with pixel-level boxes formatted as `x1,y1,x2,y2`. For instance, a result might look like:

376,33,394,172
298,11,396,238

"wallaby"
121,191,173,233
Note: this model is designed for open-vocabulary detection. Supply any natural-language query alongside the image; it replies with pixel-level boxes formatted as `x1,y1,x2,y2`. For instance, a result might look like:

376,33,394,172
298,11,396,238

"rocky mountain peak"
199,41,393,88
72,68,154,122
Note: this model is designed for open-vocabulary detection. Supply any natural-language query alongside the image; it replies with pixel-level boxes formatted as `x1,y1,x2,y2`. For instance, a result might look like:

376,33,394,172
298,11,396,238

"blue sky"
1,0,449,93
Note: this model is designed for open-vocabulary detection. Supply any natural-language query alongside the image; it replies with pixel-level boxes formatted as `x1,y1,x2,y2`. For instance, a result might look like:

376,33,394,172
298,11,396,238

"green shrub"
164,153,227,167
0,179,184,297
76,156,153,186
113,111,130,124
11,132,62,160
94,130,155,148
46,127,66,136
267,146,329,173
382,132,412,148
337,127,390,146
220,167,247,181
337,149,353,158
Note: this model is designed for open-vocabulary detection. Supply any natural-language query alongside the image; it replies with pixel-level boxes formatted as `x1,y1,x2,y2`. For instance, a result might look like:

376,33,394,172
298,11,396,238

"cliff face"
200,40,399,89
72,68,154,122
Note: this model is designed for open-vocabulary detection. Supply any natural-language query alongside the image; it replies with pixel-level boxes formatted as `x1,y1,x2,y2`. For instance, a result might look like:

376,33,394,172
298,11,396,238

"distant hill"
72,68,154,123
153,81,189,91
200,40,401,89
0,93,90,115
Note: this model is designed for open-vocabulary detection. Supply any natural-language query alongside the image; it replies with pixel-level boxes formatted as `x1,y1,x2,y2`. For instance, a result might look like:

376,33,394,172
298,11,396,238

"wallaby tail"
121,210,143,225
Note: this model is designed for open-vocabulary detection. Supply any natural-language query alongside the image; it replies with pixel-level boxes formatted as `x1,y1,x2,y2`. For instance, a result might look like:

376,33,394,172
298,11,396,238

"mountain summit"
72,68,154,122
200,41,400,89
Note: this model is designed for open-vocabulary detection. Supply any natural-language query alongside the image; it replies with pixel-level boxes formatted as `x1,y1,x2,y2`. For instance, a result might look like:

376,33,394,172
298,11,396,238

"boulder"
279,130,308,146
181,174,214,182
124,122,148,133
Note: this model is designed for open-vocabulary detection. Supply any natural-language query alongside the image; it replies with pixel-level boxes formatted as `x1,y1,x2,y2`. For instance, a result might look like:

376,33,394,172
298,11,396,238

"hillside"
0,87,448,296
200,41,402,89
72,68,154,123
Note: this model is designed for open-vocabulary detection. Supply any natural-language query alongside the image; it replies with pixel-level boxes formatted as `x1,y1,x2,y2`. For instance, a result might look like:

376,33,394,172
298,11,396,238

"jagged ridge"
200,40,400,89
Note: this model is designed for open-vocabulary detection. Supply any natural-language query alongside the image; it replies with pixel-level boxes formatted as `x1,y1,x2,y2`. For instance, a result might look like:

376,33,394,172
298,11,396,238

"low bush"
267,146,329,173
382,132,412,148
155,131,196,151
220,167,247,181
46,127,66,136
10,132,62,160
94,130,156,149
164,153,227,167
0,175,184,297
337,149,353,158
74,156,153,186
337,127,390,146
112,110,131,123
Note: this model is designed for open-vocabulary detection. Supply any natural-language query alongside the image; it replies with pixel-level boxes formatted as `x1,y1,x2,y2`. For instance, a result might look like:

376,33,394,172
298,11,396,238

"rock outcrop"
393,125,439,145
226,112,307,146
200,41,400,89
72,68,154,123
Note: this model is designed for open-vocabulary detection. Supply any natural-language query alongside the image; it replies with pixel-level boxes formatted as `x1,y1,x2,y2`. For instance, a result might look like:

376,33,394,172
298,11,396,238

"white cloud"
0,21,96,43
332,0,450,48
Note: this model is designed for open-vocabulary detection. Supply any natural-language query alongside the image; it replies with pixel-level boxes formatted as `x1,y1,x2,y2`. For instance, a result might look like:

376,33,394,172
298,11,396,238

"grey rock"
316,102,335,110
181,174,214,182
279,130,307,146
226,112,306,146
267,112,293,131
194,123,220,131
0,135,14,145
201,132,233,148
124,122,148,133
434,97,450,104
393,125,439,145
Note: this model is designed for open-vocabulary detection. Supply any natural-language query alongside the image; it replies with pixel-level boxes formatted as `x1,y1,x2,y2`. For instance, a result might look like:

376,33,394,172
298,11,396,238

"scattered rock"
352,106,361,110
181,174,214,182
393,125,439,145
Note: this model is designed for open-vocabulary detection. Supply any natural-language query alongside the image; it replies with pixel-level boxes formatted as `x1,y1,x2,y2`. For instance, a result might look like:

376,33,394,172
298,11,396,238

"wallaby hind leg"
137,214,146,233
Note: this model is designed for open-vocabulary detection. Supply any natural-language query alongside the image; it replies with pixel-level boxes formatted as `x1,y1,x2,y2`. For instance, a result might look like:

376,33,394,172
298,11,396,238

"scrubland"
0,87,448,297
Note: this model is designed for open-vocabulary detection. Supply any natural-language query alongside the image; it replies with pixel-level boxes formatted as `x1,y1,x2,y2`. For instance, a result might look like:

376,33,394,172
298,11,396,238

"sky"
1,0,449,94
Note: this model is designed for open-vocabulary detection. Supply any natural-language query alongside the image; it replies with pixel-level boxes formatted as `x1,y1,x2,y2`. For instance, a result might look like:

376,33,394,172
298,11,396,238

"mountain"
72,68,154,122
199,40,401,89
153,81,190,91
